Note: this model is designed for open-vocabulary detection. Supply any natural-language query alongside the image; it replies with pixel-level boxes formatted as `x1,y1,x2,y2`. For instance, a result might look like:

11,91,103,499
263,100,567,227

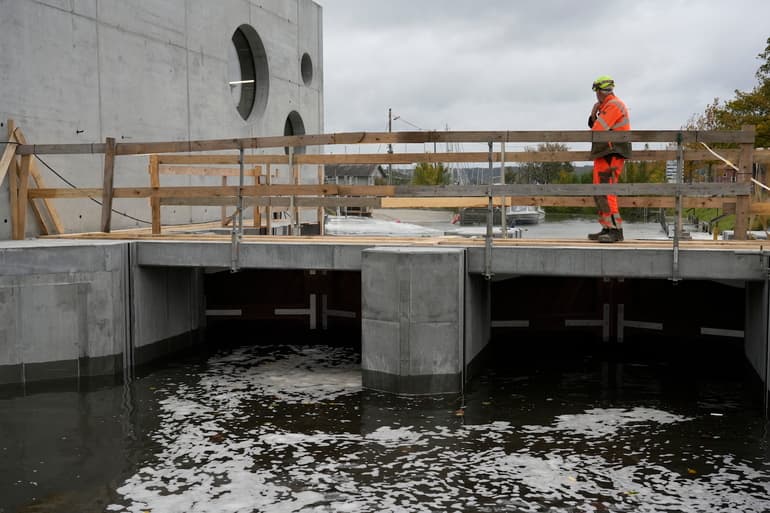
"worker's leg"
606,155,624,229
593,157,614,229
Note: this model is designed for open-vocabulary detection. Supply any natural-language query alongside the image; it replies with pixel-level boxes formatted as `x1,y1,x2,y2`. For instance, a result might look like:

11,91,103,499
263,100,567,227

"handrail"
6,127,758,242
14,129,756,156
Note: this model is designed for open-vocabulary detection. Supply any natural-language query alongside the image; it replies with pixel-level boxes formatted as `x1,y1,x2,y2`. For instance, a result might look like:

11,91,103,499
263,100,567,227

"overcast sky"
317,0,769,141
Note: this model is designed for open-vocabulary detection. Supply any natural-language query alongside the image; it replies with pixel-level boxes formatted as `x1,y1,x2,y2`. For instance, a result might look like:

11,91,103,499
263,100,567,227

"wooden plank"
10,125,64,234
750,202,770,215
0,133,18,186
156,148,740,167
8,155,19,239
220,176,228,227
15,142,106,156
16,130,755,156
100,137,116,232
253,165,262,229
733,126,755,240
16,155,32,239
27,182,750,201
6,120,19,239
159,165,264,176
160,196,383,208
380,196,726,209
317,164,324,236
149,154,161,234
266,164,272,234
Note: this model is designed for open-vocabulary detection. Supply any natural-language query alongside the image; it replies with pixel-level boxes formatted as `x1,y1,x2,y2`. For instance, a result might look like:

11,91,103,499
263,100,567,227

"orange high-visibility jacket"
589,93,632,159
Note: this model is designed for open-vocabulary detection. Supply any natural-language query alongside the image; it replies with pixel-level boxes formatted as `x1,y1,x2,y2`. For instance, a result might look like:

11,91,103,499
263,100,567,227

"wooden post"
317,164,324,235
8,156,19,240
100,137,116,232
16,154,32,240
734,125,755,241
266,163,272,234
252,165,262,228
8,124,64,234
149,154,161,234
220,175,228,226
0,121,17,186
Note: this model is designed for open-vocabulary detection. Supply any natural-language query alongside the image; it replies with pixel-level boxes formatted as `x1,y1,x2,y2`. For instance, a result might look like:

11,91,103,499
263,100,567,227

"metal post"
501,141,507,239
672,133,683,281
765,253,770,418
387,108,393,185
230,146,244,273
484,141,494,279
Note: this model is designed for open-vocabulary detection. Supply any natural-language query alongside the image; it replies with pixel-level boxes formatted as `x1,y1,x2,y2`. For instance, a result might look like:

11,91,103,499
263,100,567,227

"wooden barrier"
5,125,762,239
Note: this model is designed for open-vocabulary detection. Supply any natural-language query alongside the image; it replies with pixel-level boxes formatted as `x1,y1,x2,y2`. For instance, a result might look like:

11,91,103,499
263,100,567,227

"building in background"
0,0,323,237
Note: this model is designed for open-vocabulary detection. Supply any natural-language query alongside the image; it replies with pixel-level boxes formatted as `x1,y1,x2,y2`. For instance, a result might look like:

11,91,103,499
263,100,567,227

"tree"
621,144,666,183
507,143,575,184
412,162,450,185
688,36,770,147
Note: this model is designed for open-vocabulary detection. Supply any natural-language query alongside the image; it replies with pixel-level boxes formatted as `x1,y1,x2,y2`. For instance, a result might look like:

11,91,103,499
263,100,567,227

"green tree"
412,162,450,185
507,143,574,184
621,145,666,183
688,36,770,147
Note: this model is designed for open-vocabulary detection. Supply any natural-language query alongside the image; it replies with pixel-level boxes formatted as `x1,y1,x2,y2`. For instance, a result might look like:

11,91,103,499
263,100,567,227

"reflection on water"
1,341,769,513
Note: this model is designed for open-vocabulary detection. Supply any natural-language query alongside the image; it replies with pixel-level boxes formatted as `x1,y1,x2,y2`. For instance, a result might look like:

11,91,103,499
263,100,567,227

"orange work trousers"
593,154,624,228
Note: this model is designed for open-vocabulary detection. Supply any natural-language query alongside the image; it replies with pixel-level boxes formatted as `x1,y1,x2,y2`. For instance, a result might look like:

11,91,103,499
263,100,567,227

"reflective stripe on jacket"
589,94,632,159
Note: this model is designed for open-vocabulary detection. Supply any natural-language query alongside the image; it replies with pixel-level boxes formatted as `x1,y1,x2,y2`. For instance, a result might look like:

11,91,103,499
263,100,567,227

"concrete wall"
130,260,205,365
0,0,323,237
0,241,129,383
745,281,770,396
0,240,205,385
361,247,467,395
464,273,491,379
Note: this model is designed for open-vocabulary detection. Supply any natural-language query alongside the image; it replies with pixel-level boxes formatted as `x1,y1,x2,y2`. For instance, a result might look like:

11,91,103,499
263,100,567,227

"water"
2,339,769,513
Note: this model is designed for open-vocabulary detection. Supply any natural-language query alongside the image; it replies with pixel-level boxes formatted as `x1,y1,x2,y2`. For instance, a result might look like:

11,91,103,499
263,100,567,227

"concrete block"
361,247,466,395
20,283,84,364
0,286,20,366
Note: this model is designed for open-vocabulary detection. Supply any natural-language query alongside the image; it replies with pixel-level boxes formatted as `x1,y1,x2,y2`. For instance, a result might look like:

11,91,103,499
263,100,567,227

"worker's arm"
588,102,600,128
591,101,624,132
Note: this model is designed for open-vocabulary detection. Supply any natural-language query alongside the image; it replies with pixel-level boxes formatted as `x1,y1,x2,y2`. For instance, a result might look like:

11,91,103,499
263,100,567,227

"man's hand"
591,102,601,119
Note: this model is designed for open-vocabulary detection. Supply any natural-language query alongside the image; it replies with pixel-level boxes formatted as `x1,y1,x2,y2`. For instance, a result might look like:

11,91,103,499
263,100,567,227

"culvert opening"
203,269,361,349
480,276,762,411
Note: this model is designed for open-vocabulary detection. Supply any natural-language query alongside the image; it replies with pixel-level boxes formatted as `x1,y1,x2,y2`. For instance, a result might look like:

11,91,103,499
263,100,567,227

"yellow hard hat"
592,75,615,91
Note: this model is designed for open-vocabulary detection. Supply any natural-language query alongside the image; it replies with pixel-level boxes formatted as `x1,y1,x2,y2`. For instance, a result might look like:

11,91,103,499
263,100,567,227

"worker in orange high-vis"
587,75,631,243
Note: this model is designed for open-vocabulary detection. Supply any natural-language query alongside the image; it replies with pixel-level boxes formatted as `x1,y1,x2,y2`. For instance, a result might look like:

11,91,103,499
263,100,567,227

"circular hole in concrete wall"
228,24,269,120
284,111,306,155
301,53,313,86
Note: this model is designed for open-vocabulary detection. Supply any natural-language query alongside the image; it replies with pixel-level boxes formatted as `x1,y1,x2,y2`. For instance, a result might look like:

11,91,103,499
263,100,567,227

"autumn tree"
687,36,770,147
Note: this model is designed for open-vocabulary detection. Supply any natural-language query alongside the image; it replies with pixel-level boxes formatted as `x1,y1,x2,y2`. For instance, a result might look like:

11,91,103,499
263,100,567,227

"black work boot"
598,228,623,243
588,227,610,241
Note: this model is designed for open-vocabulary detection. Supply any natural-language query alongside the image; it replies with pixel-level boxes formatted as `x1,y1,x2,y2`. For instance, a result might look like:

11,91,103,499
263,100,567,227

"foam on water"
108,345,770,513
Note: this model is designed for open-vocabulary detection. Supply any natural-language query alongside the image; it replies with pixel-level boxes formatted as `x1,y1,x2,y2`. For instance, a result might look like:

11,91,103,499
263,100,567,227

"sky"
317,0,770,141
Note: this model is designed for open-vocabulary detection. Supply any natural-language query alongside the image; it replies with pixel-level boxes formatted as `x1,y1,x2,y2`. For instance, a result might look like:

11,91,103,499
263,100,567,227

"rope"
699,141,739,172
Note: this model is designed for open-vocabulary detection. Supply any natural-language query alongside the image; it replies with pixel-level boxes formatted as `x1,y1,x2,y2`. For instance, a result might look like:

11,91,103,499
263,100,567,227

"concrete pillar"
361,247,467,395
464,273,491,379
745,281,770,405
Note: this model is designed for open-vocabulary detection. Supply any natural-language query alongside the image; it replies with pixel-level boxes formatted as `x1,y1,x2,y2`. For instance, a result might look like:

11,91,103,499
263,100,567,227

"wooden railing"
4,124,761,240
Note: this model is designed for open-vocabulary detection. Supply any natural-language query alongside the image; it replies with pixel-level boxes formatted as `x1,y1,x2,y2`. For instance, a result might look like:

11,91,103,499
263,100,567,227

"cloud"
318,0,770,137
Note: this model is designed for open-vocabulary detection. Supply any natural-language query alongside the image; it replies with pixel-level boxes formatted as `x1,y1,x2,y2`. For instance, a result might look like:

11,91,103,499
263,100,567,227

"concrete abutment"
0,242,204,385
1,240,769,409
